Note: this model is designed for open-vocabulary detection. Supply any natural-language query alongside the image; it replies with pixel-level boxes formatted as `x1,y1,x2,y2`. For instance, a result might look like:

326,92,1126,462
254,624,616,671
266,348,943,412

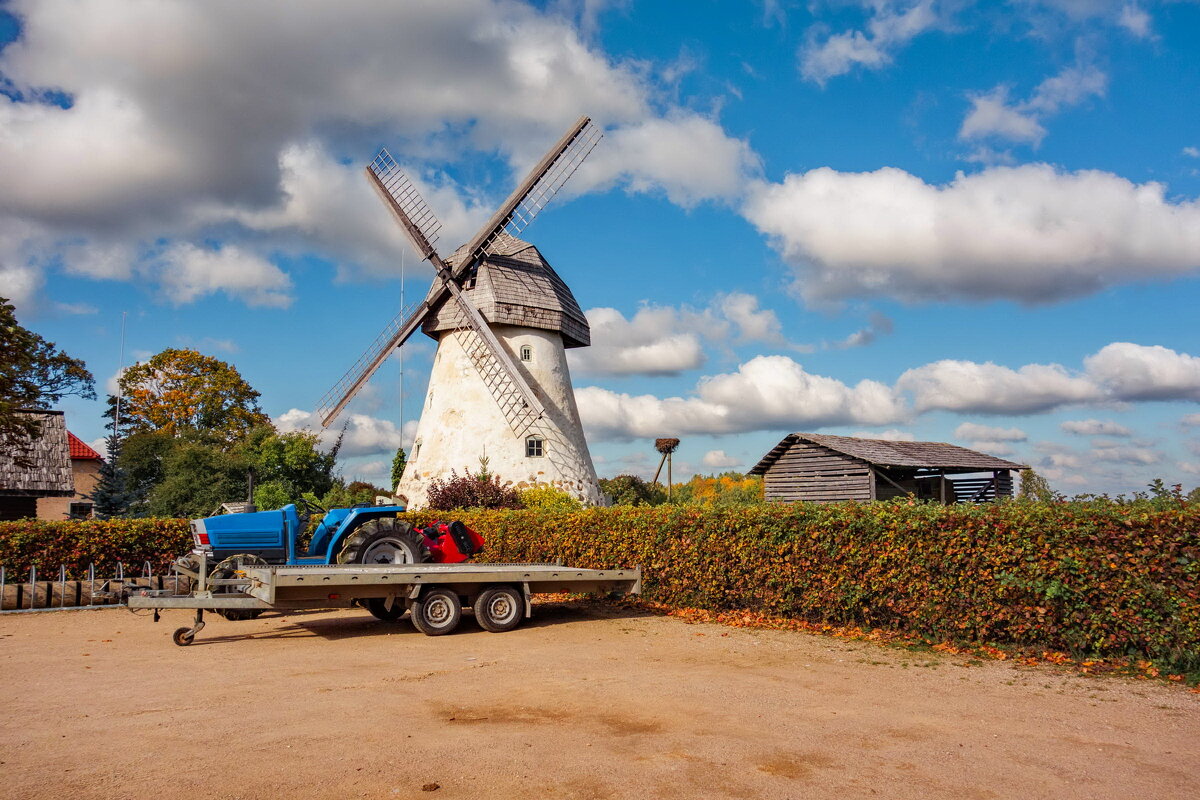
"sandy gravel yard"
0,602,1196,799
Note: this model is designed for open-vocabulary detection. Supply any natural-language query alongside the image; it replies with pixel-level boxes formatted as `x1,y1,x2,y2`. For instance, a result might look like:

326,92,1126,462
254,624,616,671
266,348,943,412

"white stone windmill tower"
316,117,604,508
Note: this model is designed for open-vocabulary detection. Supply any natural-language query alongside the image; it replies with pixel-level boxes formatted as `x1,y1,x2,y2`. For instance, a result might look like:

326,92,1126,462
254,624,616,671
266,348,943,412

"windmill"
316,117,605,508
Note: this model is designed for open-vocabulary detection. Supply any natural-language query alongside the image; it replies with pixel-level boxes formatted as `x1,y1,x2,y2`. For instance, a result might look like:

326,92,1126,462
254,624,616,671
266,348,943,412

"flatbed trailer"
128,556,641,646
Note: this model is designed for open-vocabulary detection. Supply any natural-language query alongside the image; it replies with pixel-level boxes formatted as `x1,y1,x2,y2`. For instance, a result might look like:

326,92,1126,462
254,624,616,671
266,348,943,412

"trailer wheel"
338,518,430,565
364,597,406,622
475,585,524,633
172,627,195,647
411,588,461,636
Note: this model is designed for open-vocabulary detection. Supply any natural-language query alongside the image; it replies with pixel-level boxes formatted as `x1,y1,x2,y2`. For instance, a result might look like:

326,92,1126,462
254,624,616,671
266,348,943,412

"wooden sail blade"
450,116,602,278
315,297,429,427
366,149,443,261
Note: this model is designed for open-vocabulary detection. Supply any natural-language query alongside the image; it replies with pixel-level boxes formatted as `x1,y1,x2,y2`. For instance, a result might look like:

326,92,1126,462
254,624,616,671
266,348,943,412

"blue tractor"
190,500,426,566
180,499,483,621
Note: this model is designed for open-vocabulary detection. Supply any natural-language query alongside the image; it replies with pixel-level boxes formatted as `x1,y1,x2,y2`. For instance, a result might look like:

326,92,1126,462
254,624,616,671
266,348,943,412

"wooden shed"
748,433,1026,504
0,410,75,521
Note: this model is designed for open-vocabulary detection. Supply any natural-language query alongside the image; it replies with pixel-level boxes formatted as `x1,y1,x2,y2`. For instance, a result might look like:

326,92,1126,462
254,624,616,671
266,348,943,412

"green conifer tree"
87,434,136,518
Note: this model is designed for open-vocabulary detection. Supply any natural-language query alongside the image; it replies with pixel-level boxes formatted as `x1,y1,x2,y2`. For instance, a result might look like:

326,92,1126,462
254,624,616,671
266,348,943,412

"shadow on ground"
181,598,655,647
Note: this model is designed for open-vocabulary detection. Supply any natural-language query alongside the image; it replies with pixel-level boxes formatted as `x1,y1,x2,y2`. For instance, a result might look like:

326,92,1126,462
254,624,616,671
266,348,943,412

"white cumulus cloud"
799,1,942,85
274,408,408,458
960,63,1107,148
742,164,1200,305
0,0,754,308
568,293,794,377
576,354,906,441
702,450,741,468
157,244,293,308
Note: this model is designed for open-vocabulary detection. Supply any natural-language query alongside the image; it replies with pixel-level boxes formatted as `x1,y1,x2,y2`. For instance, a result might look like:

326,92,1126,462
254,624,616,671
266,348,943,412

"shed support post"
871,466,914,497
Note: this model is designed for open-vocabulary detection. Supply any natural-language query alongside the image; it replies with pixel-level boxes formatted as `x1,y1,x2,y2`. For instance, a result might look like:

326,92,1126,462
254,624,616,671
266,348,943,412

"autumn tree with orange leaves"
117,348,269,443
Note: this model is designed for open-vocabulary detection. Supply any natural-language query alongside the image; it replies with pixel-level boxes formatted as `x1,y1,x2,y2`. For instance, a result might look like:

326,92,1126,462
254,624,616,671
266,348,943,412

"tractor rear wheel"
337,518,429,565
411,588,462,636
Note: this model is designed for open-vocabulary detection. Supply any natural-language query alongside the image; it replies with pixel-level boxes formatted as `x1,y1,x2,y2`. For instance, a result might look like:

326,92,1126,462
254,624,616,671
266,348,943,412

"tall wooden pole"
667,452,672,502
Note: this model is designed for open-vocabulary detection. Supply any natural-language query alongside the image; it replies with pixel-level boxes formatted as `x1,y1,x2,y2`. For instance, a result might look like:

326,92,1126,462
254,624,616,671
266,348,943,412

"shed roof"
68,432,102,460
748,432,1027,475
424,233,590,348
0,411,75,497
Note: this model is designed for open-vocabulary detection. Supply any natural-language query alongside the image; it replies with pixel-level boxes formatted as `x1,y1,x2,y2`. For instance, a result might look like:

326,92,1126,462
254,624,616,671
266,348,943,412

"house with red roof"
0,411,104,520
39,431,104,520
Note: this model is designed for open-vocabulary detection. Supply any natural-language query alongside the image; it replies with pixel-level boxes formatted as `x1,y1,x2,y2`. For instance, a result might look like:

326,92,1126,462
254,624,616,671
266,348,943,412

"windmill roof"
424,233,590,348
68,432,103,460
0,410,76,497
749,433,1027,475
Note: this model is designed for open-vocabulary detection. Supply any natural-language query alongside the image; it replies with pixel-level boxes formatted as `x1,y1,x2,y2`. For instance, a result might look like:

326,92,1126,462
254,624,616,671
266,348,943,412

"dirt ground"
0,602,1196,800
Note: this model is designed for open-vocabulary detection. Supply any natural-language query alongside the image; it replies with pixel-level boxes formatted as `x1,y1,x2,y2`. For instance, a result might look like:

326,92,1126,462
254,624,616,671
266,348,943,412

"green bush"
518,485,583,513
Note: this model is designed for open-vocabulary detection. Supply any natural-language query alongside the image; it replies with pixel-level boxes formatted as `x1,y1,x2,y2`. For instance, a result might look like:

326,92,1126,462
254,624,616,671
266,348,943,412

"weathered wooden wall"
763,441,872,503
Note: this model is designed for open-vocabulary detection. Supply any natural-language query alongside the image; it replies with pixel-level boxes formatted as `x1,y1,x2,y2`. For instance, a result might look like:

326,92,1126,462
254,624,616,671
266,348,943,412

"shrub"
598,474,665,506
519,484,582,513
0,518,190,576
3,499,1197,671
425,470,521,510
399,499,1200,671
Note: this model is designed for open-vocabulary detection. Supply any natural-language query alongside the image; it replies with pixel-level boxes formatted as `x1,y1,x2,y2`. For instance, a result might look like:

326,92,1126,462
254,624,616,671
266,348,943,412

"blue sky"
2,0,1199,495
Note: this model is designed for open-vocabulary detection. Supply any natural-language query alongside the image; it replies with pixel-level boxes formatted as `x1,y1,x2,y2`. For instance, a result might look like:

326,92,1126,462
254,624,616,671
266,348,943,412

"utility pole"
115,311,127,436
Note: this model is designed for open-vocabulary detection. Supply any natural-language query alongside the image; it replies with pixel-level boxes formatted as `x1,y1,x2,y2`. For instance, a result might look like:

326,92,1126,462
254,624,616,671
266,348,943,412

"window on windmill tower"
520,344,533,362
525,435,544,458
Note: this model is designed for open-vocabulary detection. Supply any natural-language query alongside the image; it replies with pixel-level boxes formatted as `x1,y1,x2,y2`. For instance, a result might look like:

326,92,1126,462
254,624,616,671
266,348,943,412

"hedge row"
0,518,190,577
2,502,1197,668
406,502,1200,669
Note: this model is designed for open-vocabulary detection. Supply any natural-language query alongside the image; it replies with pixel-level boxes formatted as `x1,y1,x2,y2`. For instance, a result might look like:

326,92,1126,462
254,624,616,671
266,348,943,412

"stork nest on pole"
654,438,680,455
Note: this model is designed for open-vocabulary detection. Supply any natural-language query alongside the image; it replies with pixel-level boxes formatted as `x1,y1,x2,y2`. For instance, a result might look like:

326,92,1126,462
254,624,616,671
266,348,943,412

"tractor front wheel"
411,588,462,636
337,518,429,565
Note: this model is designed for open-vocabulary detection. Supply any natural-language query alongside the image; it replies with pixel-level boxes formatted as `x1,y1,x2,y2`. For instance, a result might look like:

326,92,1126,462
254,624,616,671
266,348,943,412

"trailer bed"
128,560,641,645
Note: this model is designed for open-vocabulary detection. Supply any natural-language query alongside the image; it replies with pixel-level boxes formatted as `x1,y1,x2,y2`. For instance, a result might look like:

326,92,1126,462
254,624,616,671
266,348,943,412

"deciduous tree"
118,348,268,443
0,297,95,459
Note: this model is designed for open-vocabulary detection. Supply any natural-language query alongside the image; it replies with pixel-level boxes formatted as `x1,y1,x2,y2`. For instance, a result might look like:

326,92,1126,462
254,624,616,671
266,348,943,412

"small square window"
519,345,533,362
525,436,544,457
69,502,93,519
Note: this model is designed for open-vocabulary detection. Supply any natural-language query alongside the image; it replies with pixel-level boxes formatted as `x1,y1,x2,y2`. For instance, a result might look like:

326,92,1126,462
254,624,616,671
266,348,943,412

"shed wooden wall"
763,441,872,503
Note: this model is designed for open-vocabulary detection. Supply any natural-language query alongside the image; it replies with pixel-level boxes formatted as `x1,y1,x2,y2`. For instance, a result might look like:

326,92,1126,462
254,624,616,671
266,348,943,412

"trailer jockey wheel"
172,627,195,646
475,585,524,633
338,518,430,565
411,588,462,636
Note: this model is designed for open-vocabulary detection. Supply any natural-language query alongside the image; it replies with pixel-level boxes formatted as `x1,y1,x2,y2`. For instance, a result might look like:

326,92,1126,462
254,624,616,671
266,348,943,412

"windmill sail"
318,116,602,429
321,156,548,429
452,116,602,278
366,149,443,260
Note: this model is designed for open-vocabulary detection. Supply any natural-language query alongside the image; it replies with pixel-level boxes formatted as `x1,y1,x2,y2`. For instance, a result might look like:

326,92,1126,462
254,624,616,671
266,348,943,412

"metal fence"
0,562,185,613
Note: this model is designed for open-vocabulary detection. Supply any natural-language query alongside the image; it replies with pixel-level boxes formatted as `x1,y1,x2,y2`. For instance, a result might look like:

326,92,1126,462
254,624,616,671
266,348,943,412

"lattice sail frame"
367,149,442,259
472,119,602,262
